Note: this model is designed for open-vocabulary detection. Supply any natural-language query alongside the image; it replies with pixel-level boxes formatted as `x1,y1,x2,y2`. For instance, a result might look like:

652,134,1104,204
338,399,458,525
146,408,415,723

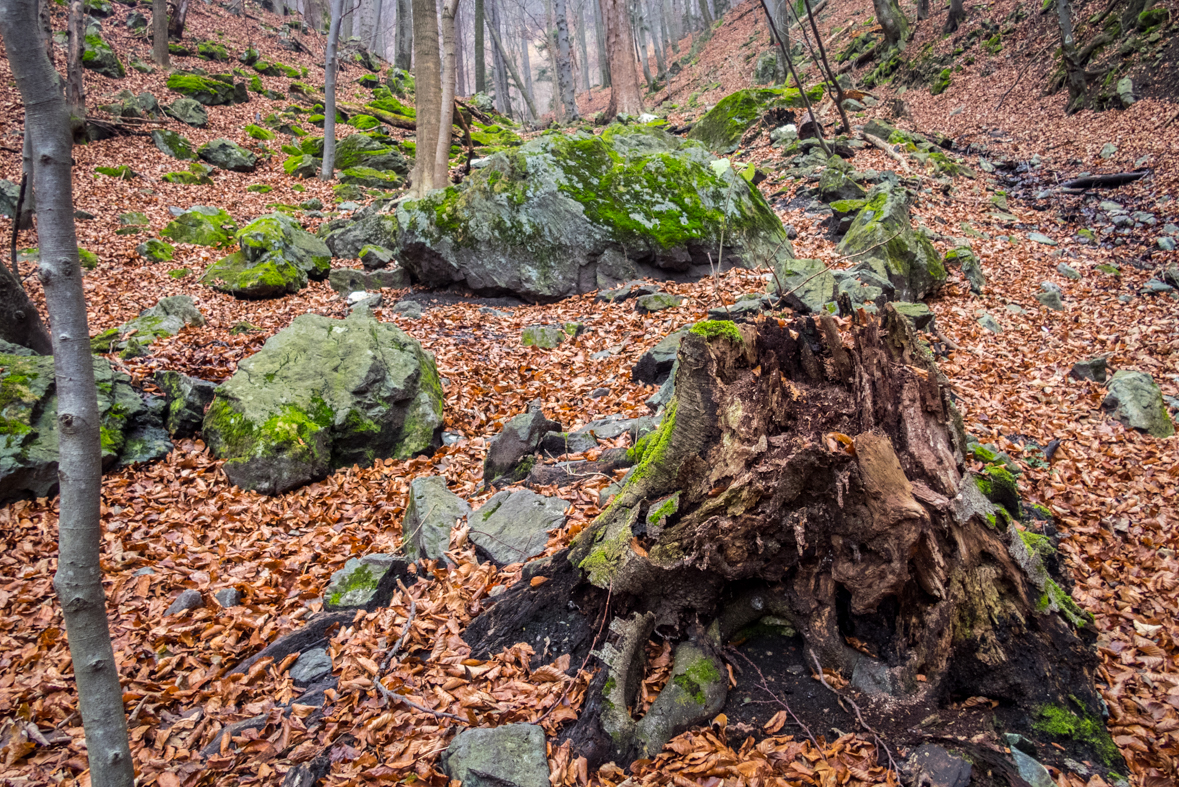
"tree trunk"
575,0,591,91
394,0,412,69
168,0,189,38
916,0,929,21
370,0,384,49
66,0,86,125
944,0,964,32
0,263,53,355
644,0,666,77
593,0,610,87
519,29,536,118
633,1,653,87
342,0,353,39
152,0,169,64
872,0,910,47
696,0,712,28
455,1,467,95
802,0,849,133
305,0,323,32
321,0,343,180
275,0,285,18
474,0,486,92
409,0,442,195
1055,0,1088,113
487,0,511,114
0,2,135,785
467,309,1120,775
665,0,680,47
435,0,459,184
486,17,540,119
554,0,579,119
600,0,642,116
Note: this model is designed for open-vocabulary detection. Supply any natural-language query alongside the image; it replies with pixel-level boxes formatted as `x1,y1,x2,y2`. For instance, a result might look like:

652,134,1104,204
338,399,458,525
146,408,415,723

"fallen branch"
862,133,910,172
1058,169,1150,190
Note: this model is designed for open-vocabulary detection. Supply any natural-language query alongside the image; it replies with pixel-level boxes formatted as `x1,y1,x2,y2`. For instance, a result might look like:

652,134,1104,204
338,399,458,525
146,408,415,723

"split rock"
470,490,569,566
402,476,470,562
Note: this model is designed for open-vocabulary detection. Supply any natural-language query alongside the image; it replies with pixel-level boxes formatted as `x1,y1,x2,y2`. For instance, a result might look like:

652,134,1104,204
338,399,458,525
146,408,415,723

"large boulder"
483,402,561,485
82,33,124,79
201,212,331,298
402,476,470,562
162,205,237,246
1,353,170,502
442,724,550,787
198,139,258,172
284,132,408,181
469,490,569,565
391,126,791,302
202,309,444,494
687,86,824,153
90,295,205,358
835,183,946,301
166,98,209,127
1102,370,1174,438
166,73,237,106
321,204,398,258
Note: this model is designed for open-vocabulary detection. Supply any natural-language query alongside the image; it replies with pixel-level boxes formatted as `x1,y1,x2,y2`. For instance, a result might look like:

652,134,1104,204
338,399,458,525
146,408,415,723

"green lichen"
1033,702,1119,765
245,123,275,140
673,656,721,705
1019,530,1055,560
1043,579,1095,630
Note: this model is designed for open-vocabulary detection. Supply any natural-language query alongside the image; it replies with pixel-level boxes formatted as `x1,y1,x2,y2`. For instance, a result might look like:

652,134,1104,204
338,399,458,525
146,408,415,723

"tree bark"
872,0,910,47
168,0,189,38
409,0,442,195
0,1,135,785
342,0,353,39
394,0,412,69
554,0,580,119
435,0,459,184
944,0,964,32
474,0,486,92
633,0,653,87
599,0,642,116
321,0,343,180
696,0,712,28
370,0,383,49
152,0,169,65
1055,0,1088,113
467,309,1119,774
644,0,666,77
305,0,323,32
486,18,540,119
593,0,611,87
917,0,929,21
519,28,536,118
65,0,86,123
575,0,591,91
0,263,53,355
801,0,849,134
665,0,680,47
487,0,511,114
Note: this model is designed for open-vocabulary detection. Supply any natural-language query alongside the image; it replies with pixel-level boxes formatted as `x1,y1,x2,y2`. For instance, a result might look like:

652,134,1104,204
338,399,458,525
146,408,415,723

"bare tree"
436,0,460,184
575,0,591,91
633,0,653,87
1055,0,1087,112
593,0,610,86
152,0,169,65
599,0,642,116
410,0,442,195
695,0,711,28
321,0,344,180
0,2,136,786
474,0,486,91
944,0,964,32
168,0,190,38
486,16,539,117
554,0,579,118
872,0,910,47
519,25,537,118
394,0,412,68
487,0,512,113
66,0,86,124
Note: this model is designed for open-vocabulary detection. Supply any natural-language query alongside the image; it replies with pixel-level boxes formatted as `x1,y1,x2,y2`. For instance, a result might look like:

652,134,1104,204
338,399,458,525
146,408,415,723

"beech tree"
599,0,642,117
474,0,486,91
394,0,412,69
168,0,189,38
945,0,964,32
152,0,169,65
321,0,344,180
409,0,442,195
0,1,136,785
554,0,579,119
435,0,461,183
66,0,86,124
1055,0,1088,112
873,0,910,47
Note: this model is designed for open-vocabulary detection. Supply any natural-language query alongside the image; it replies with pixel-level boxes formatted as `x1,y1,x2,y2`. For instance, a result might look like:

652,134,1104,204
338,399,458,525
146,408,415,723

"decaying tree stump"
465,306,1119,773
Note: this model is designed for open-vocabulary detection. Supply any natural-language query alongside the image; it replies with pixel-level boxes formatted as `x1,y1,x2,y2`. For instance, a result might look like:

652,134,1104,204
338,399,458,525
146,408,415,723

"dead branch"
862,133,910,172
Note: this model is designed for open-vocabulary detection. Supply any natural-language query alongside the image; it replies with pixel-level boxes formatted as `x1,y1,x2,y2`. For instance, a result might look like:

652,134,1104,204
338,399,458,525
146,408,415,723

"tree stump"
466,307,1119,774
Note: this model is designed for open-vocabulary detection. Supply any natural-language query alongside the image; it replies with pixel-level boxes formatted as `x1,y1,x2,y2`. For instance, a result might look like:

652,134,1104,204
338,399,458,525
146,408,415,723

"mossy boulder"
82,33,125,79
91,295,205,358
687,86,824,153
335,132,409,172
151,128,197,160
1102,370,1174,438
1,353,171,503
162,163,214,185
198,138,258,172
166,73,236,106
136,238,175,261
166,97,209,127
339,166,402,188
391,127,791,302
162,205,237,246
386,67,415,97
245,123,276,140
835,182,946,301
201,212,331,298
197,41,229,61
202,309,445,494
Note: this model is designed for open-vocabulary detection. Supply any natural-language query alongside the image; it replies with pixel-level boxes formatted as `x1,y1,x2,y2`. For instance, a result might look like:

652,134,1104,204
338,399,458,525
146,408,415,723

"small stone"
521,324,568,349
289,647,333,684
391,300,423,319
978,314,1003,333
1057,263,1081,280
214,588,242,607
1159,237,1177,252
402,476,470,562
1103,370,1175,437
1010,748,1054,787
323,554,410,610
1143,278,1174,295
1027,232,1057,246
1036,283,1064,311
589,387,610,398
634,292,683,313
348,291,382,310
1100,142,1118,159
165,589,203,616
905,744,972,787
1070,357,1108,383
134,567,155,576
891,302,936,332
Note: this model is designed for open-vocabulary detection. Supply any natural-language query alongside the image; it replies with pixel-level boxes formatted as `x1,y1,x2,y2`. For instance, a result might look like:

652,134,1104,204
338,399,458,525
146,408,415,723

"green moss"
95,165,137,180
247,184,273,193
245,123,275,140
1033,703,1119,765
690,319,742,344
167,267,191,278
1019,530,1055,560
327,563,379,606
1044,579,1095,630
673,656,721,705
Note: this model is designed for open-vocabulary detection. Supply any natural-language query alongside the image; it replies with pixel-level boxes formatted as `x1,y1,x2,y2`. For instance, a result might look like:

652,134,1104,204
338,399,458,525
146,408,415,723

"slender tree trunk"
455,2,467,96
474,0,486,92
305,0,322,31
371,0,384,48
19,128,34,231
410,0,442,195
759,0,828,155
593,0,611,87
486,0,510,113
0,2,135,785
599,0,642,116
276,0,285,18
802,0,849,133
645,0,666,76
633,0,653,87
916,0,929,20
394,0,412,68
696,0,712,28
872,0,910,47
1055,0,1087,112
342,0,353,38
152,0,169,64
665,0,680,46
436,0,459,184
944,0,964,32
66,0,86,123
575,0,591,90
321,0,343,180
519,28,536,117
168,0,189,38
486,19,540,118
554,0,579,118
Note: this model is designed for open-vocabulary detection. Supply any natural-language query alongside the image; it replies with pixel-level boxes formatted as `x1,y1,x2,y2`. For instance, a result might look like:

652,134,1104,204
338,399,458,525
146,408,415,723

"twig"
535,584,613,724
378,580,416,673
729,649,831,763
808,650,899,774
9,173,26,288
996,43,1054,111
862,133,910,172
378,688,466,720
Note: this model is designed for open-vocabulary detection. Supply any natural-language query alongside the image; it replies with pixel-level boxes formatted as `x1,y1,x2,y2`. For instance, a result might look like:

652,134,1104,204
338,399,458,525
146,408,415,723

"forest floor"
1,0,1178,786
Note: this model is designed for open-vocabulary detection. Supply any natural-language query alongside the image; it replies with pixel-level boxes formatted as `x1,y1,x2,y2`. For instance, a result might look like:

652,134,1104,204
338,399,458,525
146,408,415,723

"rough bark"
593,0,611,87
305,0,324,32
394,0,412,69
555,0,580,118
519,28,536,119
474,0,486,92
370,0,383,49
872,0,910,47
168,0,189,38
664,0,680,47
436,0,460,183
486,0,511,114
0,1,135,785
944,0,964,32
1055,0,1088,113
633,1,653,87
0,263,53,355
599,0,643,116
695,0,712,28
321,0,343,180
152,0,169,65
409,0,442,195
66,0,86,121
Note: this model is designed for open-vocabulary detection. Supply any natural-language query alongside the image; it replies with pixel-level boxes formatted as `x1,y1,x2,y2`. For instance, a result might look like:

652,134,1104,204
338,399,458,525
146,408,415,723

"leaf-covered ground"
1,0,1177,786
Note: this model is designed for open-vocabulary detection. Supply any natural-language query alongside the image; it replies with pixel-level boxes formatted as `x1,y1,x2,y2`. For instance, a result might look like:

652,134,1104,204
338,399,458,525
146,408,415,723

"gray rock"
92,294,205,358
540,430,599,456
944,246,984,295
817,156,866,203
647,358,678,411
633,328,687,385
589,387,610,398
134,567,155,576
323,553,409,609
1117,77,1136,107
1164,263,1179,288
1027,232,1057,246
391,300,424,319
1142,278,1174,295
708,296,767,322
166,97,209,127
359,244,395,270
484,402,561,484
202,212,331,298
1100,142,1118,159
329,266,411,293
770,257,835,313
1057,263,1081,280
977,313,1003,333
82,32,124,79
752,50,781,85
841,98,866,112
402,476,470,562
213,588,241,607
165,589,203,616
347,292,382,311
1103,370,1175,437
202,309,444,494
1009,748,1054,787
198,138,257,172
151,129,197,160
522,324,573,349
596,281,658,303
154,370,217,438
0,179,20,218
906,744,971,787
634,292,684,313
290,647,333,684
442,724,550,787
1036,283,1064,311
1070,357,1108,383
470,490,568,565
892,302,936,331
321,206,398,258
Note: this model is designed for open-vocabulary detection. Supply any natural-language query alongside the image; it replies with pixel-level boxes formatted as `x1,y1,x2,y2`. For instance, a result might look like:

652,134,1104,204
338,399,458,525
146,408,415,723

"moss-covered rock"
1102,370,1175,438
245,123,276,140
197,41,230,61
162,205,237,246
386,67,415,97
391,127,791,302
162,163,215,185
167,72,236,106
335,132,409,172
202,308,444,494
339,166,402,188
92,295,205,358
201,212,331,298
165,97,209,127
769,257,835,313
687,86,824,153
198,138,258,172
136,238,175,262
835,182,946,301
82,33,125,79
151,128,198,160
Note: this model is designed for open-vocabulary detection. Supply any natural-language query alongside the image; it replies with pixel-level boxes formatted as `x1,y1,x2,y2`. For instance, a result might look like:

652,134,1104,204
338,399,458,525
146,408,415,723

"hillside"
0,0,1178,786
